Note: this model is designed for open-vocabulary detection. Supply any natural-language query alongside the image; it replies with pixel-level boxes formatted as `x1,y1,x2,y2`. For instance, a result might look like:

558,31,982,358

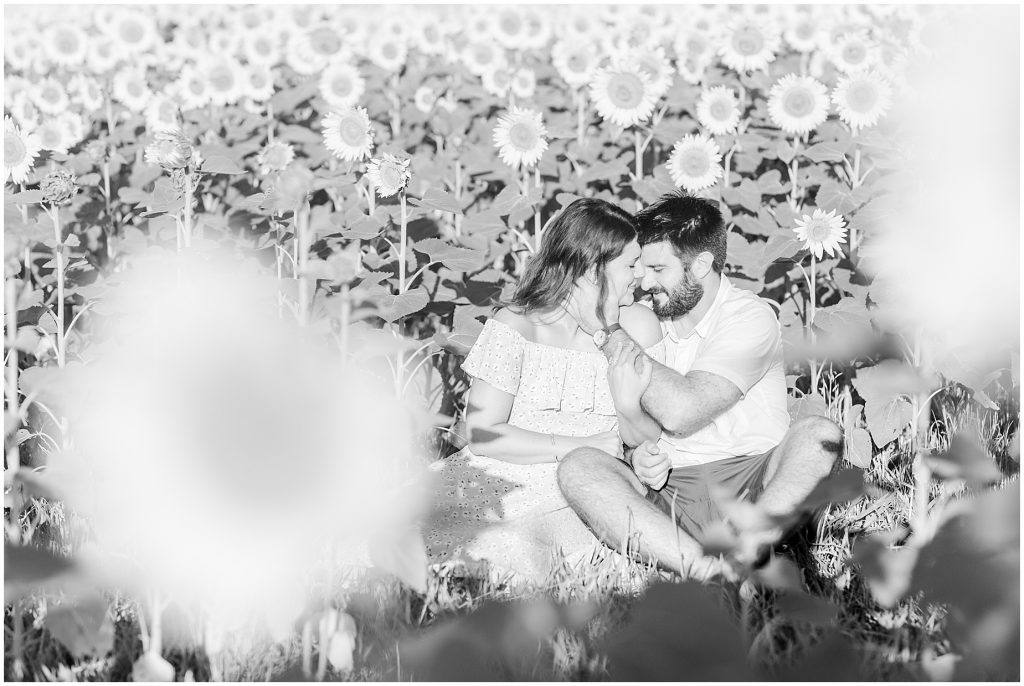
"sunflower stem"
634,128,643,181
267,102,275,144
533,165,542,249
398,190,408,293
576,89,586,147
295,200,310,327
5,276,21,478
48,205,66,369
17,183,28,225
453,158,463,237
183,172,193,249
807,251,818,392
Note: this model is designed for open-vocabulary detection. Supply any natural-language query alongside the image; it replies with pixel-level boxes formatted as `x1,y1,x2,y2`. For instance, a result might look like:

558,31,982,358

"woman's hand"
607,341,653,412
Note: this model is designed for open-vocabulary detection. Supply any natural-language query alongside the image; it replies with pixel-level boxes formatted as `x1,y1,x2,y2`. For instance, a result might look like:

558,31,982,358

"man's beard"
650,274,704,318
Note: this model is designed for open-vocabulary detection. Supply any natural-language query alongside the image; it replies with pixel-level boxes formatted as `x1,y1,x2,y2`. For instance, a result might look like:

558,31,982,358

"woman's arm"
465,378,622,464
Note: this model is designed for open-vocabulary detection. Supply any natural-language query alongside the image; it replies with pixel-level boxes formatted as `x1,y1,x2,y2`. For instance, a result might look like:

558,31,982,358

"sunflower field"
3,3,1019,682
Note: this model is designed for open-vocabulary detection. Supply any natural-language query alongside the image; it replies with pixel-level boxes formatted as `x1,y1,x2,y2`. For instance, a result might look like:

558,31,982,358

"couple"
425,192,842,584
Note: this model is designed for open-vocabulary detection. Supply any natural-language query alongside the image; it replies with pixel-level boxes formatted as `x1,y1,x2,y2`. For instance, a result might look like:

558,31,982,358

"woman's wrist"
553,434,579,462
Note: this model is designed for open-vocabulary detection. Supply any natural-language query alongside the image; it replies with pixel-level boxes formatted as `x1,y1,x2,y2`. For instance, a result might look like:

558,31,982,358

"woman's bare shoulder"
491,307,535,339
619,303,663,347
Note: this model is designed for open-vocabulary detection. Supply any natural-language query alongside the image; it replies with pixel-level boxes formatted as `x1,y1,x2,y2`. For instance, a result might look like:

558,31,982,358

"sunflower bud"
85,139,107,163
144,129,193,171
40,168,79,205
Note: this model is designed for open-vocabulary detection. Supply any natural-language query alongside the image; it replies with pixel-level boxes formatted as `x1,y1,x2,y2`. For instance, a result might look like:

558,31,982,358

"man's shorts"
644,450,774,541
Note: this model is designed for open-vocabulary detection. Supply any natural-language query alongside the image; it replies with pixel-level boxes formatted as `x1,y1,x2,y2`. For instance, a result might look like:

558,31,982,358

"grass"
4,377,1018,681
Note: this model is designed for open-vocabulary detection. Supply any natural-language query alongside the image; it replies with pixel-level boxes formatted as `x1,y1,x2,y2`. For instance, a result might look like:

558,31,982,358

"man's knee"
557,447,610,494
790,414,843,464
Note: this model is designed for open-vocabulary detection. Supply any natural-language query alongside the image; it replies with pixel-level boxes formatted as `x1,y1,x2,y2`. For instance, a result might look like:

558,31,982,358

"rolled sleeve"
688,307,780,396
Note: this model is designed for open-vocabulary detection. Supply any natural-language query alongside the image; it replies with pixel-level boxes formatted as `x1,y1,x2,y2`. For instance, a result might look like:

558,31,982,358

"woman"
424,198,665,583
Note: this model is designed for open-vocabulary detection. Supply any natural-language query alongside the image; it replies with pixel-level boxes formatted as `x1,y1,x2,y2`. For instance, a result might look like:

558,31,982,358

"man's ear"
690,251,714,279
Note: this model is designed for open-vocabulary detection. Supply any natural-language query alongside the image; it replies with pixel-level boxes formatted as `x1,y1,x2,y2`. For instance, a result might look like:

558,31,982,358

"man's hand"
607,342,652,411
631,439,671,490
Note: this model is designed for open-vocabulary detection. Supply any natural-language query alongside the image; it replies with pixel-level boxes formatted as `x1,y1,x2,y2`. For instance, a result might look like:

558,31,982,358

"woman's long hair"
508,198,637,327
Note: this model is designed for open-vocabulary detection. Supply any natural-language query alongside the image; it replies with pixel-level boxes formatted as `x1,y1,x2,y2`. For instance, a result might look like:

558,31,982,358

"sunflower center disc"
340,119,365,145
382,43,398,60
568,55,586,72
733,28,764,56
784,90,812,117
380,166,403,189
120,21,144,44
5,133,26,164
310,28,340,55
710,101,729,120
57,32,79,55
809,222,830,241
687,37,706,56
332,77,352,97
500,14,522,35
127,81,144,97
608,74,643,108
797,23,814,40
210,70,233,91
681,150,710,176
843,44,865,65
475,46,493,65
44,87,60,103
848,83,878,112
189,80,204,95
509,122,536,149
41,127,61,148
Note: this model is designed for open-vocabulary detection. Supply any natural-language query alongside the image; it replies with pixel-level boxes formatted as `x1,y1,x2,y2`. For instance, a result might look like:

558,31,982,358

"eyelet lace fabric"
424,318,666,584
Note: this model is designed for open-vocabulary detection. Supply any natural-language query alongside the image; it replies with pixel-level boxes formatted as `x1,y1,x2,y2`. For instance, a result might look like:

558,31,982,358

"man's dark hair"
635,192,726,272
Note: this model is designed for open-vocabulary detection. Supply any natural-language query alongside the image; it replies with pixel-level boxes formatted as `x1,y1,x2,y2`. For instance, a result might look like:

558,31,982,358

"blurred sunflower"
628,46,675,100
832,69,892,132
492,106,548,169
43,22,90,67
175,67,211,111
520,8,553,51
667,134,724,192
482,66,514,99
5,33,39,73
256,141,296,176
319,61,365,110
696,86,741,136
322,107,374,162
589,60,657,128
112,67,152,112
718,14,780,73
5,76,30,110
365,153,411,198
4,116,42,184
767,74,829,136
86,35,124,74
56,111,87,149
561,10,599,42
366,33,408,74
552,39,600,90
491,7,527,50
511,68,537,100
783,9,826,53
307,23,348,64
37,118,73,154
205,57,245,107
830,31,877,74
145,94,182,133
105,7,159,55
336,12,368,54
8,95,41,131
242,29,282,67
461,41,505,77
673,29,715,85
209,29,243,61
794,208,847,259
32,77,71,116
285,31,328,76
413,85,438,113
67,74,104,112
414,15,447,57
242,65,276,103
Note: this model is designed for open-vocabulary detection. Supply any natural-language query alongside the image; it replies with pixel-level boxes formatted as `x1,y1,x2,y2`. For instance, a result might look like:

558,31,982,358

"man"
557,192,843,581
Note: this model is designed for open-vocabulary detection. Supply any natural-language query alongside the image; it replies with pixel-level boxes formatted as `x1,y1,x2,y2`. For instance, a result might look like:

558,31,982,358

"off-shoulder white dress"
424,317,665,584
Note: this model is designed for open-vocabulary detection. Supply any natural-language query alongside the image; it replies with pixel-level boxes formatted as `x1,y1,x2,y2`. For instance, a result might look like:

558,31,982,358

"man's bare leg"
758,415,843,520
556,447,725,581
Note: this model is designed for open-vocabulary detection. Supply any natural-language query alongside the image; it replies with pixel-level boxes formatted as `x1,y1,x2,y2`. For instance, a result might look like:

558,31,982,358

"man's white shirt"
654,275,790,468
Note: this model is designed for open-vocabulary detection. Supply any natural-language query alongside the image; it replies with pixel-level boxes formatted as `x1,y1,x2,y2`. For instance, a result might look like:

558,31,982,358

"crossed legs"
556,415,843,580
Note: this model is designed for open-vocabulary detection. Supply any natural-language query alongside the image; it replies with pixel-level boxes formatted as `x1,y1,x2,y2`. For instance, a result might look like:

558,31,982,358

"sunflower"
4,116,43,185
8,95,40,131
830,31,877,74
35,119,69,154
666,134,724,192
285,31,328,76
366,33,408,73
175,67,211,111
68,74,104,113
511,68,537,100
32,77,71,116
145,95,182,133
86,36,124,74
482,67,514,99
832,70,893,132
242,65,276,103
520,8,553,51
4,33,39,73
56,111,87,149
464,42,506,79
589,60,658,128
365,153,411,198
5,76,30,109
112,68,153,113
718,15,781,73
696,86,741,136
242,29,282,67
208,29,243,61
490,7,527,50
492,106,548,169
561,10,599,42
413,85,437,114
44,22,90,67
319,61,365,110
793,209,847,259
414,15,447,56
307,23,347,63
256,141,296,176
322,107,374,162
105,7,158,55
767,74,830,136
627,46,675,100
552,39,600,90
783,9,825,53
205,57,245,106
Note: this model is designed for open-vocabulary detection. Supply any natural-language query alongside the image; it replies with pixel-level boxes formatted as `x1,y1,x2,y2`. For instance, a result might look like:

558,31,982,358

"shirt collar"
665,275,731,342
